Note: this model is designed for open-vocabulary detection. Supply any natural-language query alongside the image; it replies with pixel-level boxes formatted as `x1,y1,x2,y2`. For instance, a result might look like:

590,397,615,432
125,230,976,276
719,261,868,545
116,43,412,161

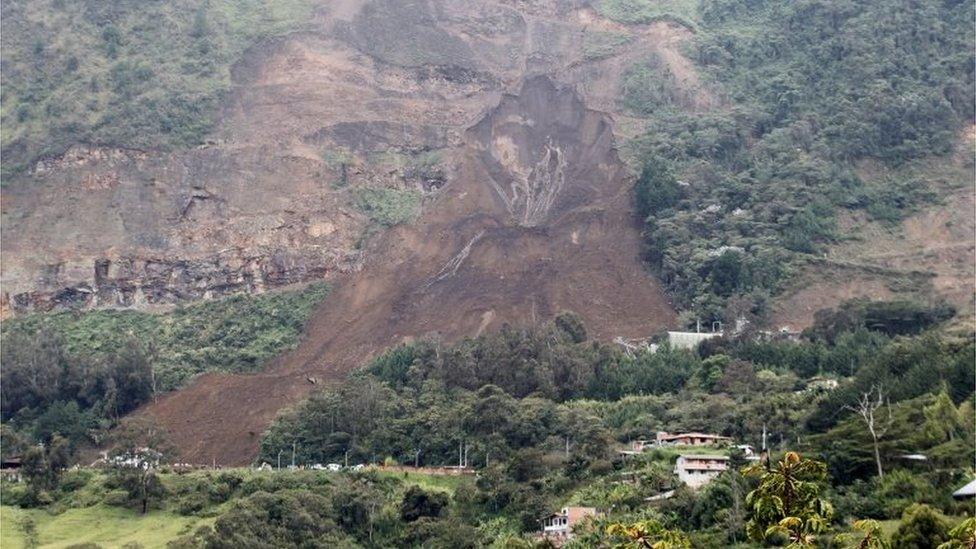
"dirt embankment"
145,75,675,465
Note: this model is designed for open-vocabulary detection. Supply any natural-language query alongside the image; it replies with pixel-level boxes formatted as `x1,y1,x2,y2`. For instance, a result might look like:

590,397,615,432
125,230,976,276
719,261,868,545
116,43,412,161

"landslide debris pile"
145,76,675,465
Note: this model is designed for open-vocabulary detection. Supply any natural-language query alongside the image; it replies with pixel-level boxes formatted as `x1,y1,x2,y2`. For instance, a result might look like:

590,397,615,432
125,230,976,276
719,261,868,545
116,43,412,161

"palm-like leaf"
745,452,833,545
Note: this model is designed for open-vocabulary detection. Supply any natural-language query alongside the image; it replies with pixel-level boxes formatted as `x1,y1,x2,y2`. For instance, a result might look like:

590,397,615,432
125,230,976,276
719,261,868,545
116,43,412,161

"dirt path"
144,76,676,465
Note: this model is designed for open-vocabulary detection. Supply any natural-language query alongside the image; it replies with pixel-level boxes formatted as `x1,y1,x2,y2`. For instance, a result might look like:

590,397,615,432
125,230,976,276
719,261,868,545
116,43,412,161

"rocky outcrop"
1,140,368,315
1,0,702,320
5,249,361,313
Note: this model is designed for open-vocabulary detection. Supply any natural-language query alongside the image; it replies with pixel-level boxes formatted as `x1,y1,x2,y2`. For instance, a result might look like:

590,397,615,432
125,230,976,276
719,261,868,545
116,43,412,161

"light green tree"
937,517,976,549
744,451,833,547
606,519,692,549
835,519,890,549
924,386,963,443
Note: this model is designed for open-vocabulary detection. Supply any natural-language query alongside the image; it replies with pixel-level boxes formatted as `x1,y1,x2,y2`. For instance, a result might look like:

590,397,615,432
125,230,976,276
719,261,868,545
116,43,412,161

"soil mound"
144,76,675,465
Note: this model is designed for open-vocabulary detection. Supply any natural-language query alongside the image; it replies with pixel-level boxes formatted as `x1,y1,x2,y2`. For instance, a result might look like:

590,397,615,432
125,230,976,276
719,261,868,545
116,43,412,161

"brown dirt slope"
770,127,976,331
145,76,675,465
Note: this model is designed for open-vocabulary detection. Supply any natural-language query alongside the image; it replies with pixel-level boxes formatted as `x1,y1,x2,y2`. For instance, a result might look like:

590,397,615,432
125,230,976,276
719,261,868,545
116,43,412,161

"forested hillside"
0,0,974,546
0,284,328,456
621,0,974,321
0,0,313,178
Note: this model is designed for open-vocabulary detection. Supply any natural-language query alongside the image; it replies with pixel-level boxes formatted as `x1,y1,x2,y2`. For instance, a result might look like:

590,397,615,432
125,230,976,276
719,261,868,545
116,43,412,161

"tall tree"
845,385,893,478
106,417,173,514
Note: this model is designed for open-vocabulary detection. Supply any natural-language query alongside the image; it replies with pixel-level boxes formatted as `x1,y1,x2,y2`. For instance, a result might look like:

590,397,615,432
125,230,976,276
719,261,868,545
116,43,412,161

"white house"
667,331,722,350
540,507,600,540
674,455,729,489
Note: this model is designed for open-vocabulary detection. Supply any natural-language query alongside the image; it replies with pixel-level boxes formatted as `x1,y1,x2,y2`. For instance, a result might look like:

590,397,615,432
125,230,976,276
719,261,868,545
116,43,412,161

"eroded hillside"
0,0,688,316
3,0,973,465
146,74,677,464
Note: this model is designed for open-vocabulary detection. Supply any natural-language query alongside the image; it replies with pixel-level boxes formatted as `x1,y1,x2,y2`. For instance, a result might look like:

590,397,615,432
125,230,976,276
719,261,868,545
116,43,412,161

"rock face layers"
3,0,693,464
143,75,675,465
0,143,365,314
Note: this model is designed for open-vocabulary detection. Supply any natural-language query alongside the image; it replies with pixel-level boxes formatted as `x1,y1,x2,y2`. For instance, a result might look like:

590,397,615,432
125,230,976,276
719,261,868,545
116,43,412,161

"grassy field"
0,467,469,548
372,470,470,494
0,504,209,549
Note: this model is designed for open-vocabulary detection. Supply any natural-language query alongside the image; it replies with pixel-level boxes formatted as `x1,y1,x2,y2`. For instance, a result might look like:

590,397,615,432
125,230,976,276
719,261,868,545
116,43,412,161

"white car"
326,463,342,472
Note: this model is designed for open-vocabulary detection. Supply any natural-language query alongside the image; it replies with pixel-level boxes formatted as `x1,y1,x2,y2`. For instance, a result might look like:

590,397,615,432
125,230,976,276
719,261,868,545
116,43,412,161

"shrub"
583,31,634,61
890,504,950,549
400,485,449,522
355,187,422,226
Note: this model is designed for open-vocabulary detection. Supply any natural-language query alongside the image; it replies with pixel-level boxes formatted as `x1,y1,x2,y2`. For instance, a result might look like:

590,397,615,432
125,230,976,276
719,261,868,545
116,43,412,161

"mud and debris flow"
143,76,675,465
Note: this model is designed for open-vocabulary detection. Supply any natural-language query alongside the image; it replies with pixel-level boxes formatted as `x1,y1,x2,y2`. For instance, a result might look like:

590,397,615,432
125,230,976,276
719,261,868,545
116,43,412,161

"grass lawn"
372,470,470,493
0,504,208,548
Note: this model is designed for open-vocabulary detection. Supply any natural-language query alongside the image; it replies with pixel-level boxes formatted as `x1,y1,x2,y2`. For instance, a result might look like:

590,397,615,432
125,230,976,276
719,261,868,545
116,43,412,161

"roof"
677,454,730,461
661,432,731,440
953,479,976,498
645,490,675,502
544,506,597,517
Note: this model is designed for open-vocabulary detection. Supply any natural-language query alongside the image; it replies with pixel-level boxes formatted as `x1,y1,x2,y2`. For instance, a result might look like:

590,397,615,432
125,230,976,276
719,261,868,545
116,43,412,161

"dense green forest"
622,0,974,322
251,305,973,546
3,303,972,547
0,284,328,457
258,304,972,467
0,0,313,178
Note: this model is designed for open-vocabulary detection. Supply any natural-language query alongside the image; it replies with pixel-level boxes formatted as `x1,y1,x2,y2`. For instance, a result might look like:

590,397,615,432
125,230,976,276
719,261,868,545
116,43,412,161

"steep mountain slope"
2,0,972,466
771,134,976,330
146,76,675,464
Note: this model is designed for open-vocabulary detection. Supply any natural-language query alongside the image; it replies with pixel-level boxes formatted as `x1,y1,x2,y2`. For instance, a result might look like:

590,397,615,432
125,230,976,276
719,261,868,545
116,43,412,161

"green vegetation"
744,451,832,545
595,0,699,29
582,30,635,61
2,283,329,390
355,187,423,227
0,466,489,548
1,284,328,457
0,504,204,549
1,0,313,179
620,0,974,323
251,306,972,544
2,302,973,546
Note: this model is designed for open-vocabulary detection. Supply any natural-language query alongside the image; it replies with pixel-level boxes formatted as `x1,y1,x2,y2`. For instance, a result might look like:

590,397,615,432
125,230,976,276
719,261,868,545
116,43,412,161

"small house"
630,439,655,452
657,432,732,447
674,455,729,489
540,506,600,541
0,456,22,482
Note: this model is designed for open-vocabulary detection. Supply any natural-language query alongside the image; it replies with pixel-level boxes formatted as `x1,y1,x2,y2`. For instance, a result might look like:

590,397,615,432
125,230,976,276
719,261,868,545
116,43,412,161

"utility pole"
760,423,770,471
277,450,283,470
291,441,296,468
